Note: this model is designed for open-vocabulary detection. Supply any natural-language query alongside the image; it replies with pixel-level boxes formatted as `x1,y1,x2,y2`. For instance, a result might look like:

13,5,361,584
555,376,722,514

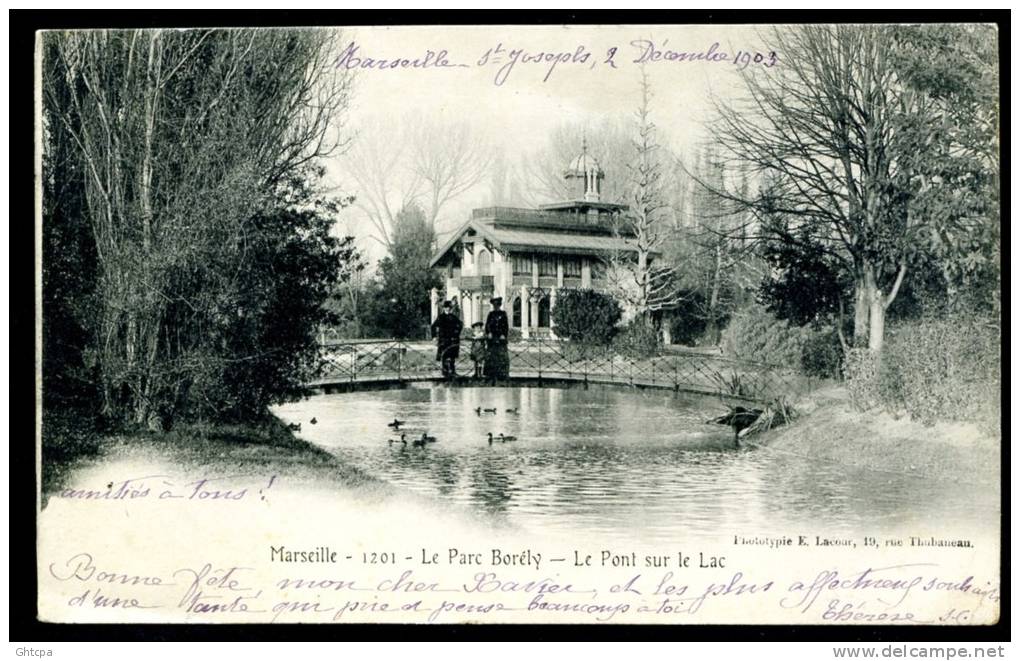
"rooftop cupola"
564,136,604,202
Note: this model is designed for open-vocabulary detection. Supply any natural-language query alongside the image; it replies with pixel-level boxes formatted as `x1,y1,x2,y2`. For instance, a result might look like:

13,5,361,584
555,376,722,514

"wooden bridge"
307,338,815,404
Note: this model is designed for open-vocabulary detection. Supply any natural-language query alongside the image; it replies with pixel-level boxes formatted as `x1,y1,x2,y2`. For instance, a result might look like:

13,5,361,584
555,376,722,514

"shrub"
800,328,844,379
551,289,622,346
612,319,660,359
843,347,880,412
42,407,101,495
721,304,811,367
665,290,708,346
878,314,1000,433
561,341,608,362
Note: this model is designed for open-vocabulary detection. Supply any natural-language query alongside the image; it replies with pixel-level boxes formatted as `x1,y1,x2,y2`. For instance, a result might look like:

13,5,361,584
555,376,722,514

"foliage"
665,290,709,346
877,314,1000,433
758,234,851,330
41,408,101,479
611,318,660,359
800,328,844,379
550,288,622,347
42,28,353,428
369,202,441,339
887,25,1000,291
183,196,354,423
715,299,854,382
844,312,1000,434
721,305,811,367
707,368,752,399
42,115,101,411
712,25,999,352
323,238,371,339
843,348,880,412
673,147,761,346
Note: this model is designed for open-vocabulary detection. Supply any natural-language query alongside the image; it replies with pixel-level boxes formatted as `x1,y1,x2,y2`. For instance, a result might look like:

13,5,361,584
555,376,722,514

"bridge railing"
308,338,817,403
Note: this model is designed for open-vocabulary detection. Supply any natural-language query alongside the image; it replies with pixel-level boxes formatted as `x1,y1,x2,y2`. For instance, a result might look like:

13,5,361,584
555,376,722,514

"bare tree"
706,24,998,353
519,117,633,207
410,114,493,228
486,150,528,207
605,68,685,324
343,112,492,247
344,117,421,248
673,147,764,344
666,151,692,230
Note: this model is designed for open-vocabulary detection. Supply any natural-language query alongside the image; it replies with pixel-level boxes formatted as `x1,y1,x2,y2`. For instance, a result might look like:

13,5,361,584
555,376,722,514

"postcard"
36,22,1001,625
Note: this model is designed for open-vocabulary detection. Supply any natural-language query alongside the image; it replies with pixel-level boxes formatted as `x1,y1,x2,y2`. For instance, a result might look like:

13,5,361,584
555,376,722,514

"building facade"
428,145,641,339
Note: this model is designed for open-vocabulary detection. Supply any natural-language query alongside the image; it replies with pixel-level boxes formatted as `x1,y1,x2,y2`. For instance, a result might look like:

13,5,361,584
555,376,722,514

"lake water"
274,384,997,544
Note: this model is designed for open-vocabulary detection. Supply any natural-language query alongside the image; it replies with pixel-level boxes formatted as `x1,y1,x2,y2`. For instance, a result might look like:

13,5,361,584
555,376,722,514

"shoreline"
744,387,1000,485
41,416,383,507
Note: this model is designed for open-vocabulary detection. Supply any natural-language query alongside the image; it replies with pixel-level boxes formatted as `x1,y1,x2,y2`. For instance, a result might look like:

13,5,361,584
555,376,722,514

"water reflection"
468,454,514,515
275,385,998,543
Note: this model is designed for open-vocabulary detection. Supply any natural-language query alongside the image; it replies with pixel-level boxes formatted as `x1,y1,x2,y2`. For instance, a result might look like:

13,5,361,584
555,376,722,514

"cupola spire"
564,136,604,202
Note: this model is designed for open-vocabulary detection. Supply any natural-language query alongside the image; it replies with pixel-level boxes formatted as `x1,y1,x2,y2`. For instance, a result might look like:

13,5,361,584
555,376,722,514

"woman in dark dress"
484,297,510,384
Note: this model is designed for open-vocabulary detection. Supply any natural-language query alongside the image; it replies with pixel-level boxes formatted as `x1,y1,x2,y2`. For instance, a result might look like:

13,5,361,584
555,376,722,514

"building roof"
493,227,640,255
566,136,603,175
429,208,648,268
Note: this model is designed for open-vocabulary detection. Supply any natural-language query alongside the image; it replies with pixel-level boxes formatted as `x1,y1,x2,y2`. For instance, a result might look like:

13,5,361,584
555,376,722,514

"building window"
512,254,532,276
537,296,551,327
563,256,581,278
512,297,522,328
477,249,492,275
538,255,557,277
591,259,607,281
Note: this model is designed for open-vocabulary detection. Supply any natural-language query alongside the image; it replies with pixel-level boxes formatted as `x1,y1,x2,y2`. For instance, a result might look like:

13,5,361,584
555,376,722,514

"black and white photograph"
34,19,1002,627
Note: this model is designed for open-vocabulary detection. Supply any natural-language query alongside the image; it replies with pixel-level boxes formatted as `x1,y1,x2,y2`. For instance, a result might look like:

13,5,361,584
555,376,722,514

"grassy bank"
41,413,377,505
746,387,1001,483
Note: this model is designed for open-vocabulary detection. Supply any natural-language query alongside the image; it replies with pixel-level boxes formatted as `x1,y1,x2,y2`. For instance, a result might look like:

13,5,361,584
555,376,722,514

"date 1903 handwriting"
335,39,778,87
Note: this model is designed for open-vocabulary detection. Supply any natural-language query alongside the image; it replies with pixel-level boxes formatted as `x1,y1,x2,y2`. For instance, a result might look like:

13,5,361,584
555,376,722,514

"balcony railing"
457,275,494,291
470,206,622,234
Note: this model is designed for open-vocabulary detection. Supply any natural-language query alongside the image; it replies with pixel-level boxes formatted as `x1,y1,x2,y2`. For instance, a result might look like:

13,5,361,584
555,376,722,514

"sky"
322,24,769,264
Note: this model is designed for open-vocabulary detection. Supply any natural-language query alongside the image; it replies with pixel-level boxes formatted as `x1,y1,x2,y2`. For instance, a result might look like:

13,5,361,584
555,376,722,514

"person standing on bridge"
469,322,486,379
431,300,464,380
484,296,510,384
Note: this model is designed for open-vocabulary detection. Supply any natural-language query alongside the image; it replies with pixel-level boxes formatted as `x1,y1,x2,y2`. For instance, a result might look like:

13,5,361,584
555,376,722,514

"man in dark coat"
431,300,463,380
484,296,510,384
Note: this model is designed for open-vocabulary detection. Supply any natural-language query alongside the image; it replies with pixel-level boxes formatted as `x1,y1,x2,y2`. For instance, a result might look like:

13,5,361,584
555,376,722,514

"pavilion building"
428,144,641,339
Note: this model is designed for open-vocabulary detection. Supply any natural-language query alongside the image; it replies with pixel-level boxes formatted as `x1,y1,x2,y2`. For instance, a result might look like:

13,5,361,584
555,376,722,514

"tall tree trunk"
866,267,886,354
706,244,723,345
868,263,906,355
853,271,870,346
132,32,163,429
637,248,649,314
